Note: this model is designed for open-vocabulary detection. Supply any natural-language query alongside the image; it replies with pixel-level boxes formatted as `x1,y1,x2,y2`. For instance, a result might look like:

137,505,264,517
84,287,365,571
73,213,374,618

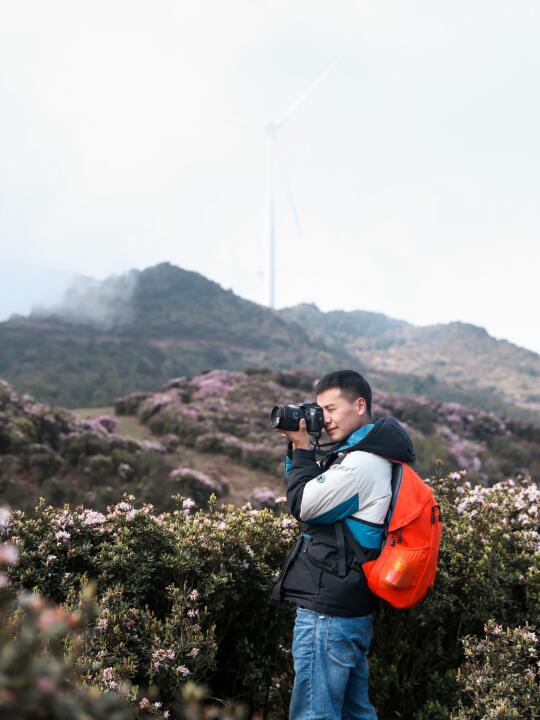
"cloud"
31,268,139,329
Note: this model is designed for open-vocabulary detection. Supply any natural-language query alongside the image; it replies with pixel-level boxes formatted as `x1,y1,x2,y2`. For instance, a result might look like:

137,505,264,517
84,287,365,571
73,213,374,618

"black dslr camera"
270,402,324,435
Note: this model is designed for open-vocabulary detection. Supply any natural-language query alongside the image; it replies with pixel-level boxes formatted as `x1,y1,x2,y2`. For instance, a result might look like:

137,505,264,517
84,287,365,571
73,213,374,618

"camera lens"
270,405,284,428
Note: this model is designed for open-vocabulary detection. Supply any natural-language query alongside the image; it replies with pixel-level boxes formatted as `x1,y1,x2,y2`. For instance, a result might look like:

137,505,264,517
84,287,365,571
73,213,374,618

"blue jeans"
289,607,378,720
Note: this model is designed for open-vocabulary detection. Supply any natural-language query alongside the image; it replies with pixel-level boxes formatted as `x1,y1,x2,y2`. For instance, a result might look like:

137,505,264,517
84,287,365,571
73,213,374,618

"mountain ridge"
1,261,538,422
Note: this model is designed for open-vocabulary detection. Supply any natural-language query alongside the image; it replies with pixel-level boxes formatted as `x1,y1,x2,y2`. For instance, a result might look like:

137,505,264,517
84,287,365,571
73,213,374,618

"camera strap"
310,436,341,457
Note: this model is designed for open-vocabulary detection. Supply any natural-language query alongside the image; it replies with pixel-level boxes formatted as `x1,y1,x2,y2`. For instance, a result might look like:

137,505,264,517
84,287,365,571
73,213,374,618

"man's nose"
323,411,332,426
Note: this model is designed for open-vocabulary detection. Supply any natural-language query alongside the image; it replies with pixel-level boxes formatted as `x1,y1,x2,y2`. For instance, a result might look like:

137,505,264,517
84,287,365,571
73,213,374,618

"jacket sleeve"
286,449,360,523
284,441,294,481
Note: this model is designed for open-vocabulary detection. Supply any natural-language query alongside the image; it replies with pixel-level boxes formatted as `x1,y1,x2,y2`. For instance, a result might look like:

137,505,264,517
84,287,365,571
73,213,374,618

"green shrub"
0,535,253,719
6,494,297,717
0,531,134,719
4,467,539,719
451,620,539,719
367,466,539,719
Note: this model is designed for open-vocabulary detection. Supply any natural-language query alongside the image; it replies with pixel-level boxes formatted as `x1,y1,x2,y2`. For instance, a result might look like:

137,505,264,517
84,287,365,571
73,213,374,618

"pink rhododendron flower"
152,647,176,670
0,543,18,565
55,530,71,543
0,507,10,528
115,501,132,512
82,510,107,525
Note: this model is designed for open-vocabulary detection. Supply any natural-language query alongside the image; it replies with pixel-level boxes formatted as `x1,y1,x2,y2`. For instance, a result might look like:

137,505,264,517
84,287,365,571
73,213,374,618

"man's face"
315,387,369,443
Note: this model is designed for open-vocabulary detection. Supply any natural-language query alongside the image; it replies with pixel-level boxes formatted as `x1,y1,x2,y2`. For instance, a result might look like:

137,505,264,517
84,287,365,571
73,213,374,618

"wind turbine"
265,64,336,309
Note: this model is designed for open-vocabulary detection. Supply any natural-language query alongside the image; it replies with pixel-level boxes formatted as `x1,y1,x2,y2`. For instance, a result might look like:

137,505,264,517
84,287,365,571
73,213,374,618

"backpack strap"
340,520,379,566
269,533,304,609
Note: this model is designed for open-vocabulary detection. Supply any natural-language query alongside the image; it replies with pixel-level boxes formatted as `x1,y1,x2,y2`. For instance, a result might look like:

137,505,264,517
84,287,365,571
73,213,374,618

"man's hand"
275,418,311,451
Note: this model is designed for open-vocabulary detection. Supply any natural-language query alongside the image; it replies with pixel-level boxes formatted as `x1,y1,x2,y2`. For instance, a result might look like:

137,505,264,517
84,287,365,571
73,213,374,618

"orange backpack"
345,461,443,609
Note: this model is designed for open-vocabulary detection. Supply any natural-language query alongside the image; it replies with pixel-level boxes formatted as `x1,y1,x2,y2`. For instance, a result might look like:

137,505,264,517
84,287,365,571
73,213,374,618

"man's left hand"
275,418,312,451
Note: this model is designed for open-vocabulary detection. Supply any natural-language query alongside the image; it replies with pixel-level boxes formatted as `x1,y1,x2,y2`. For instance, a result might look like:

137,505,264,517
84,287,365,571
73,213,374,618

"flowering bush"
378,393,540,484
0,533,253,718
117,370,314,476
367,465,539,719
113,369,540,486
0,504,134,719
3,459,539,718
0,380,228,514
5,493,298,717
451,619,539,719
169,467,228,506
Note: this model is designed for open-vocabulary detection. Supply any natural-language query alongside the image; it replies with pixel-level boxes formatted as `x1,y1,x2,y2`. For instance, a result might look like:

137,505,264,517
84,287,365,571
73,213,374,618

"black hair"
315,370,372,417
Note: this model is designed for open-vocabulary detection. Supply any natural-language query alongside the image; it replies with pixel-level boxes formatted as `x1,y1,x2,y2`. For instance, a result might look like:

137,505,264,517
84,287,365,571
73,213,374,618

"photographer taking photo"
270,370,415,720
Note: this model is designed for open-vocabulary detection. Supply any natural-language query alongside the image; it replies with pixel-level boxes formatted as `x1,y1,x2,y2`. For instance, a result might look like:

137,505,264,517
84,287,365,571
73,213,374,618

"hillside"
280,303,540,421
0,262,538,426
1,369,538,516
0,263,354,407
114,368,539,487
0,375,283,515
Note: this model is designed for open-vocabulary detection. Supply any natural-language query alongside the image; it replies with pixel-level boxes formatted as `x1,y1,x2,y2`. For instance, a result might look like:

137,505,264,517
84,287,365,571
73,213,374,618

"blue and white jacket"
272,416,416,617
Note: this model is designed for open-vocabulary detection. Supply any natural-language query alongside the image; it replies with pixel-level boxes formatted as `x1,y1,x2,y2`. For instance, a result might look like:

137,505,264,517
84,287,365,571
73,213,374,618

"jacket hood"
322,416,415,463
349,415,415,463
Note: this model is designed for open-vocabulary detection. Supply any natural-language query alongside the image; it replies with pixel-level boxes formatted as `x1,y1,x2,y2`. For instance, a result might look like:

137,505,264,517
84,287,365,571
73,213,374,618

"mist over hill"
0,262,539,426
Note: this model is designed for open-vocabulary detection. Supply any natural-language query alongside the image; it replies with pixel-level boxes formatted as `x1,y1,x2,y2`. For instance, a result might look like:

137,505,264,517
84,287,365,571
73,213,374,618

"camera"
270,402,324,435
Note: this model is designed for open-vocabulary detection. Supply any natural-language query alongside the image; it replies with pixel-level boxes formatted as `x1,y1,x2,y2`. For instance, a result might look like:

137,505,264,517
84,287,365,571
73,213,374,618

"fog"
1,1,540,352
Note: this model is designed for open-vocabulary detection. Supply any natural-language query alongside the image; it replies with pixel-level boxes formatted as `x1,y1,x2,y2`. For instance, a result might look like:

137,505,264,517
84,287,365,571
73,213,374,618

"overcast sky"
1,1,539,353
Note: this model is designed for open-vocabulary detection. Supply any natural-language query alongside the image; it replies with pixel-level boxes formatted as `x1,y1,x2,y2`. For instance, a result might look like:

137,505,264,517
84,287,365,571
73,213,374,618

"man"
270,370,415,720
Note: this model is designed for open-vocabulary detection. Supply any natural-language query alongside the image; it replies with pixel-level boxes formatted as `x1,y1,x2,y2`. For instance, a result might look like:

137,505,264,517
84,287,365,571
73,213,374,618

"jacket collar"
317,416,415,464
335,423,375,452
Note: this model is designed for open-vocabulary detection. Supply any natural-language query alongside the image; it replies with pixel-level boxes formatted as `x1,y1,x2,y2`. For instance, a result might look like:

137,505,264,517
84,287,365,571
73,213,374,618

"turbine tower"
265,64,335,309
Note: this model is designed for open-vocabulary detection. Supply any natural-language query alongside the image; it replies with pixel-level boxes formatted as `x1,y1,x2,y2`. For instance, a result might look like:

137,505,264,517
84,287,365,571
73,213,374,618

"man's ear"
356,397,366,415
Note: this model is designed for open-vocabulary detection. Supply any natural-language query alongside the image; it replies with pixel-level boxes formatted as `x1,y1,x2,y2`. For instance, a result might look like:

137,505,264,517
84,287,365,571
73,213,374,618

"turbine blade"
274,139,303,239
273,61,337,129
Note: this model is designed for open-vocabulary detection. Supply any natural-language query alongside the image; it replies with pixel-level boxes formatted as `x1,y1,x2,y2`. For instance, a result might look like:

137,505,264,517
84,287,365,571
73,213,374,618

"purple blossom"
152,647,176,670
0,544,18,565
101,667,118,690
82,510,107,525
114,501,132,513
139,439,167,454
54,530,71,543
0,507,10,529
